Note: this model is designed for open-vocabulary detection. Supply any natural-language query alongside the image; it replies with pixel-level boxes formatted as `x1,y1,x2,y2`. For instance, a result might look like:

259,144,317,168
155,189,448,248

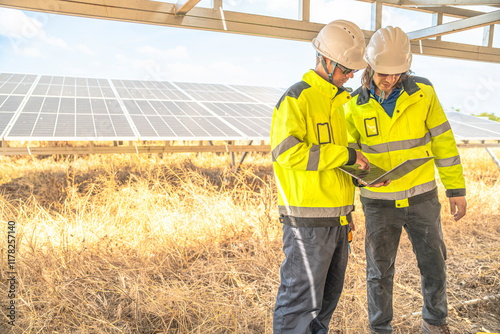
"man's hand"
349,221,355,232
370,180,391,188
355,151,370,170
449,196,467,221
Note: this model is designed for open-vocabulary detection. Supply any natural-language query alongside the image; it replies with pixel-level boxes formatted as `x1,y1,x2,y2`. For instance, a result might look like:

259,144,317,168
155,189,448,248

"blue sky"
0,0,499,116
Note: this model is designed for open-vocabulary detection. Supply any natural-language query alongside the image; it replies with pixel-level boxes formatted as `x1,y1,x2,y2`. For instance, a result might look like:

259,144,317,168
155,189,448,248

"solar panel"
173,82,259,103
228,85,285,104
203,102,271,139
6,95,136,140
446,112,500,141
0,74,37,138
1,72,499,146
123,99,245,140
113,79,191,100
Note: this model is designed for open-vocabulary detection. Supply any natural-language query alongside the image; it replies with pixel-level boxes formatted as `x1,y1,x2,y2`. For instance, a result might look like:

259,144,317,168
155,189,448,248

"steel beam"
411,38,500,62
0,0,499,63
0,143,272,156
300,0,311,22
175,0,201,16
406,10,500,40
483,24,495,47
401,0,500,5
415,6,487,18
371,1,383,31
486,147,500,170
356,0,488,18
432,12,444,41
0,0,326,40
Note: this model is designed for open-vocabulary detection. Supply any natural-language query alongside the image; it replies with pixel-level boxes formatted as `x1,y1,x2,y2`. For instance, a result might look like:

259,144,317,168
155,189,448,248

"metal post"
233,140,254,173
486,147,500,170
227,141,235,167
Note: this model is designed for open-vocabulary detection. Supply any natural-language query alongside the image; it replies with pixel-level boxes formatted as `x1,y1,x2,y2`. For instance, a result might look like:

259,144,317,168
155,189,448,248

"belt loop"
395,198,409,208
340,216,348,225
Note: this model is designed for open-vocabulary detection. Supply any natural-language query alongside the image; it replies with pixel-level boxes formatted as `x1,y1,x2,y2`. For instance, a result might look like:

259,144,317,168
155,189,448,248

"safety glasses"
336,63,358,75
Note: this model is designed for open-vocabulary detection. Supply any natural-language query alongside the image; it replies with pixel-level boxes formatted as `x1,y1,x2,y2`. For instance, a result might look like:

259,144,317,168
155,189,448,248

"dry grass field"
0,147,498,333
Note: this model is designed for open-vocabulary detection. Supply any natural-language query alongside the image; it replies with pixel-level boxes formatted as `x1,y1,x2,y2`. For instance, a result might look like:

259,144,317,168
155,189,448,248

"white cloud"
115,54,129,64
75,44,97,56
137,45,188,59
265,0,291,12
16,46,44,58
382,7,431,32
0,8,69,57
0,8,45,39
46,36,68,49
209,61,248,78
310,0,372,30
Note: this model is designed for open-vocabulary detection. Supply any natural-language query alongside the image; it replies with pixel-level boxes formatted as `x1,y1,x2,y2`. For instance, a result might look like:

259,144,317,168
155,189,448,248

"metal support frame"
406,10,500,41
0,141,271,156
486,147,500,170
483,24,495,47
398,0,499,5
371,1,383,32
0,0,499,63
175,0,201,16
232,140,254,173
300,0,310,22
432,12,444,41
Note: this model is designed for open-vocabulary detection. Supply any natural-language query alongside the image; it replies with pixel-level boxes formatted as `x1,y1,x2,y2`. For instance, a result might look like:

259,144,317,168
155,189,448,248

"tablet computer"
338,156,434,186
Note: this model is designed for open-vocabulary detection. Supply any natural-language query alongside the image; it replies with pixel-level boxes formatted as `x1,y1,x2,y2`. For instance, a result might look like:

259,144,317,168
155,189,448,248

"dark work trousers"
362,194,447,334
273,223,350,334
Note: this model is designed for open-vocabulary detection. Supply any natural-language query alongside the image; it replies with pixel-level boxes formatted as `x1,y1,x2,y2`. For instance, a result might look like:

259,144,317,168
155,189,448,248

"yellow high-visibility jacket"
271,70,358,227
345,76,466,207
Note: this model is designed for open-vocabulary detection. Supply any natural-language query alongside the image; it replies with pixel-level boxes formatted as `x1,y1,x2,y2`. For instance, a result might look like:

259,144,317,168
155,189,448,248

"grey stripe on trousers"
273,224,349,334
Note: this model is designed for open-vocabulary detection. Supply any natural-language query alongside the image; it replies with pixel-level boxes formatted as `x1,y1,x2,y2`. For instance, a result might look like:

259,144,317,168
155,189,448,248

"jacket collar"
356,76,421,105
303,69,346,99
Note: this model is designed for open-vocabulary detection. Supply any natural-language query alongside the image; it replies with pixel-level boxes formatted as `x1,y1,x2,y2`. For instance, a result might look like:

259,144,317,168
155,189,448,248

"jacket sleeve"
425,86,466,197
271,94,355,172
345,103,362,151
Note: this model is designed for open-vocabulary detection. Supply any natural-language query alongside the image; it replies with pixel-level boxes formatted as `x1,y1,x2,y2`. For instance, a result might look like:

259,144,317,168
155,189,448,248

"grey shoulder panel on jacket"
351,86,363,97
411,76,433,87
350,86,363,98
275,81,311,110
351,86,370,105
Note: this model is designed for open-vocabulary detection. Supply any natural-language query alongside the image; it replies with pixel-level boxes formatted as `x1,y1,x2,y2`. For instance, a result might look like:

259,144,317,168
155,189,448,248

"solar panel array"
1,72,499,143
446,112,500,141
0,72,283,142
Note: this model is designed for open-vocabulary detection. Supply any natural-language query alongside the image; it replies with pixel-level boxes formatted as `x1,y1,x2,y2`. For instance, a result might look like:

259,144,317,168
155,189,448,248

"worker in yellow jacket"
272,20,378,334
345,26,467,334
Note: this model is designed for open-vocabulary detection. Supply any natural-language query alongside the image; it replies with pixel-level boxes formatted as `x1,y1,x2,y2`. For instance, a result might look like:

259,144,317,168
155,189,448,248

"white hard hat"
312,20,367,70
364,26,412,74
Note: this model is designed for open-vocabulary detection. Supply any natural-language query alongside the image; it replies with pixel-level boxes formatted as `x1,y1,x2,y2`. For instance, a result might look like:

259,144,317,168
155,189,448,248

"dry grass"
0,148,498,333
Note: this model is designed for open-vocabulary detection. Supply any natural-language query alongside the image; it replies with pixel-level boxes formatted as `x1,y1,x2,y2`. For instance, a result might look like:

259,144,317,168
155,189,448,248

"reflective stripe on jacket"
345,76,466,204
271,70,357,227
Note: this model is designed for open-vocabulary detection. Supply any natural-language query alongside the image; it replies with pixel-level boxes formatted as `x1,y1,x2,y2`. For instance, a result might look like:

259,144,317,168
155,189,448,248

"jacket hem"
279,212,353,227
361,188,438,208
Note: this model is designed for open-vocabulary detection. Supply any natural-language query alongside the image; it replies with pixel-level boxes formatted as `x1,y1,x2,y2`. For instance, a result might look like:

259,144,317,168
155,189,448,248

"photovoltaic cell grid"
6,74,136,140
112,79,191,100
115,81,281,140
1,72,499,143
446,112,500,140
227,85,286,105
173,82,259,103
0,73,37,138
205,103,272,138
